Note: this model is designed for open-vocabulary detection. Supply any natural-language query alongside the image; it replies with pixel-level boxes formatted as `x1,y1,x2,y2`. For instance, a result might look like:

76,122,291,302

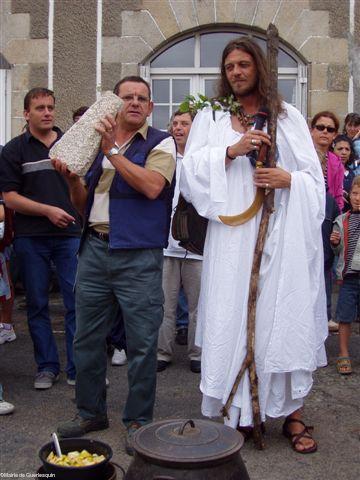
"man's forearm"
67,178,88,216
3,191,52,217
109,154,165,199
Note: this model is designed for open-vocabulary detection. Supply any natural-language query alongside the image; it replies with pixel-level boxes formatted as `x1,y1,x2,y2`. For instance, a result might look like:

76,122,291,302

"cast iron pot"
39,437,113,480
125,419,250,480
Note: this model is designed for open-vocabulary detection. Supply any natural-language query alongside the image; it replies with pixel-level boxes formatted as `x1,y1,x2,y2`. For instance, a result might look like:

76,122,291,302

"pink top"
327,151,344,211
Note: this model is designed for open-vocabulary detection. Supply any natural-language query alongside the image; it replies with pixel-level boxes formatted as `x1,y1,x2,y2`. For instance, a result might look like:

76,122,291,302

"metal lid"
133,419,244,467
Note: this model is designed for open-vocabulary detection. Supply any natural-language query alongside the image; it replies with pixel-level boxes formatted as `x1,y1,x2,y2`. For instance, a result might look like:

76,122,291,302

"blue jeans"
176,287,189,328
14,236,79,378
74,234,164,426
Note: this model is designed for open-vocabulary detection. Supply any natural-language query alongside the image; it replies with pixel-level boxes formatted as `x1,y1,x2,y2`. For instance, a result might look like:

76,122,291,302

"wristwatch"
107,146,120,157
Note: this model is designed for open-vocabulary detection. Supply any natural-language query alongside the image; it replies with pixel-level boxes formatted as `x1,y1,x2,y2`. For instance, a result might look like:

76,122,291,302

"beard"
230,79,258,99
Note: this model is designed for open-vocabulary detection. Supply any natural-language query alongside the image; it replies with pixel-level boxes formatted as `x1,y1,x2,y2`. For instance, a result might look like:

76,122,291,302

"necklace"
236,108,256,128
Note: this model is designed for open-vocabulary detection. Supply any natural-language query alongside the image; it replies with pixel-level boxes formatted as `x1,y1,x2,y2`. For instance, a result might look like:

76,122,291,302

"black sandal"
282,417,317,454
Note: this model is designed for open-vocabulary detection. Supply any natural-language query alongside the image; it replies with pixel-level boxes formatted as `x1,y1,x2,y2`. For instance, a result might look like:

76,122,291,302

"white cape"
180,103,327,427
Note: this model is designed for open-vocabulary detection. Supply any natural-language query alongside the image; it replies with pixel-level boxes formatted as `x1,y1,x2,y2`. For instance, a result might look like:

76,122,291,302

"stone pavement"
1,293,359,479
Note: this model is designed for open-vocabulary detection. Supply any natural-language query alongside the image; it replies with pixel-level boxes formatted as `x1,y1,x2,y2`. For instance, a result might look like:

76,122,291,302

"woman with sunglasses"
311,111,344,211
311,111,344,334
332,135,356,212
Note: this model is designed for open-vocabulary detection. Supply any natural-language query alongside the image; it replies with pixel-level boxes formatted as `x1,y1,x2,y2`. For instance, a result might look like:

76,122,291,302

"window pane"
152,105,171,130
278,79,296,105
204,78,217,98
153,79,170,103
278,49,297,68
200,33,239,67
151,38,195,67
172,104,180,115
172,79,190,103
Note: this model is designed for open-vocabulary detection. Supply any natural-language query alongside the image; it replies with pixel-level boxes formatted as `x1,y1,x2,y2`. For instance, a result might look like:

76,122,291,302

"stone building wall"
1,0,359,136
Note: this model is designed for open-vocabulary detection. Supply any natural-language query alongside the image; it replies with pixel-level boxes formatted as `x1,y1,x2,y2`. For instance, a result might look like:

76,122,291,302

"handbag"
171,194,208,256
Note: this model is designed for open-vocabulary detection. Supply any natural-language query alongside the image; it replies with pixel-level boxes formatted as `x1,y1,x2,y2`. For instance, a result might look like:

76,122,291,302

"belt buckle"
98,231,108,241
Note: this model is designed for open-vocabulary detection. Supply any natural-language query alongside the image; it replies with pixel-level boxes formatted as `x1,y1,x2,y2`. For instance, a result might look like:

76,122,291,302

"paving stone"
300,37,348,63
4,38,47,64
309,90,348,118
275,0,309,38
121,10,165,48
194,0,215,25
309,63,328,91
327,63,349,92
234,0,258,26
142,0,180,38
103,36,152,64
253,0,282,30
4,13,30,41
169,0,198,31
286,10,329,50
216,0,237,23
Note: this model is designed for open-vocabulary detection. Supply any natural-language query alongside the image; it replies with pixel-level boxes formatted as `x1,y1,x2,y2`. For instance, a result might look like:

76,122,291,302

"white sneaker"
0,323,16,345
111,348,127,366
328,320,339,332
0,400,15,415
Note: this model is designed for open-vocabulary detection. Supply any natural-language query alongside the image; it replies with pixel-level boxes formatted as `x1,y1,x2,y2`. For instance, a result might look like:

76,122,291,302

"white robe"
180,103,328,427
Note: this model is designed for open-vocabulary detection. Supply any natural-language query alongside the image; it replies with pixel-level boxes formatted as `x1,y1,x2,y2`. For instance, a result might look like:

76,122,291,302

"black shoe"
190,360,201,373
57,413,109,438
157,360,170,372
175,327,188,346
125,422,142,456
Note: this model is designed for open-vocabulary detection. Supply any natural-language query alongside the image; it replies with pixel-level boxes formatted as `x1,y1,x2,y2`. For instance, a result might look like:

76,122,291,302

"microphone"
247,107,269,167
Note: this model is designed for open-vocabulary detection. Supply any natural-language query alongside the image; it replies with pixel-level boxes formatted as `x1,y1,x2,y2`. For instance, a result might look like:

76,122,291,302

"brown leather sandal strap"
284,417,306,429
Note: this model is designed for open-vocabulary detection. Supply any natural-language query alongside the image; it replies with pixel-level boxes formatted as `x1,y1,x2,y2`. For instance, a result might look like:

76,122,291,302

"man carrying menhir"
180,38,327,453
55,76,176,456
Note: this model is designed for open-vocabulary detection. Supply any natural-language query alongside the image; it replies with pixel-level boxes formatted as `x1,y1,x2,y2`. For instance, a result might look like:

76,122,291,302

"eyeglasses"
120,95,150,104
314,124,337,133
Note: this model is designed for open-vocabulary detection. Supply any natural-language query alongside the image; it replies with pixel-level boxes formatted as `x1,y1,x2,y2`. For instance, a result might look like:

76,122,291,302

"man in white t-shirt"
157,110,202,373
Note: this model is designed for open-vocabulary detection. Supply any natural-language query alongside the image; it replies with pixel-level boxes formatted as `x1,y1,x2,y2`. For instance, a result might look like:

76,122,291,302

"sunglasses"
314,124,337,133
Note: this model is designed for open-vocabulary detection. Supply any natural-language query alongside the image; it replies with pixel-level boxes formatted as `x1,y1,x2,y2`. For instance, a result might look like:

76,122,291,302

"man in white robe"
180,37,327,454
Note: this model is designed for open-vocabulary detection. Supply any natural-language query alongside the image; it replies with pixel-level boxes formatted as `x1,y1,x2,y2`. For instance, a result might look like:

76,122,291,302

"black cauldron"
39,437,113,480
125,419,250,480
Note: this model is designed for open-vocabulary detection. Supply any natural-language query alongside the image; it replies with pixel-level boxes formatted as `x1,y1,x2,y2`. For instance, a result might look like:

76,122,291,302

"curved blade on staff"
219,189,265,226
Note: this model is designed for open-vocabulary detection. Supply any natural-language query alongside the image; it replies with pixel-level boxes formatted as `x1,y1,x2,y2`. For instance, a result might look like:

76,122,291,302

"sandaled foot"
282,417,317,454
336,356,352,375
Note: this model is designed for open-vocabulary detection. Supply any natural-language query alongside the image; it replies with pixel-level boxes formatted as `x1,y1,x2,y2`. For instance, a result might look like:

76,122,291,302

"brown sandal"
282,418,317,454
336,357,352,375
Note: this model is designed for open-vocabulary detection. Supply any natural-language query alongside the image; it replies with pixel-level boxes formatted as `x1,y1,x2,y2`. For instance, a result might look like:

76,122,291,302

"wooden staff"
221,23,279,450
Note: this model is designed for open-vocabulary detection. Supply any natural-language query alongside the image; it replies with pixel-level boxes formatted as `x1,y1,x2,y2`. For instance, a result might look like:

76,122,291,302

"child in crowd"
330,176,360,375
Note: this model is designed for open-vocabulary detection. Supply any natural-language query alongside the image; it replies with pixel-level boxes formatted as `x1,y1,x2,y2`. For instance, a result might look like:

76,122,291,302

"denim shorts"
336,275,360,324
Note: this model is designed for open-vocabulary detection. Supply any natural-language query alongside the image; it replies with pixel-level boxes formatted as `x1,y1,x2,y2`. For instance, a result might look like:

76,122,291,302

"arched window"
141,30,308,130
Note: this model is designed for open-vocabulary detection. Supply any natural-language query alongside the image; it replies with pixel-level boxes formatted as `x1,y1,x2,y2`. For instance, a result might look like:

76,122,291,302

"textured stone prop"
50,92,123,176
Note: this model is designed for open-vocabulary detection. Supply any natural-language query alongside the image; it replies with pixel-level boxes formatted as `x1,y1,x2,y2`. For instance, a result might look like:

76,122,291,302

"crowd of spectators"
0,79,359,456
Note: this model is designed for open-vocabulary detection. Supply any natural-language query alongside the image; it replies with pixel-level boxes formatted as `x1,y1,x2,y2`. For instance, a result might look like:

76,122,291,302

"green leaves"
178,94,243,117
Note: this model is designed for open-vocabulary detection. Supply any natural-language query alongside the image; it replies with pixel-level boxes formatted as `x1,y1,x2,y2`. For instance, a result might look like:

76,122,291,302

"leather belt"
88,227,109,242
